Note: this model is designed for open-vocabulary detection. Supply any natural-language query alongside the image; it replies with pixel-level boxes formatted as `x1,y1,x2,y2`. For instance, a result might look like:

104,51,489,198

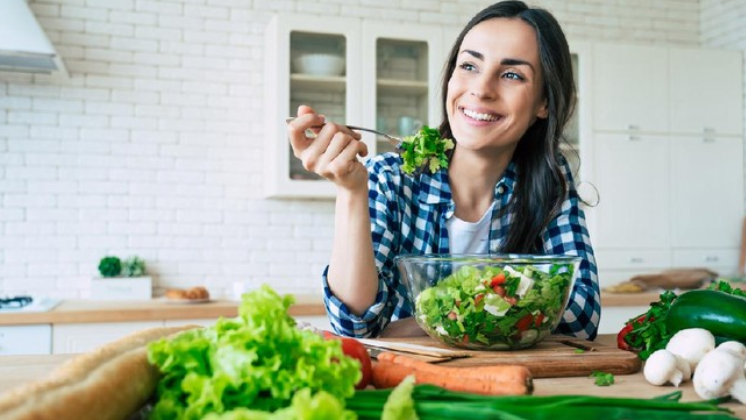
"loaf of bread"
0,325,200,420
165,286,210,300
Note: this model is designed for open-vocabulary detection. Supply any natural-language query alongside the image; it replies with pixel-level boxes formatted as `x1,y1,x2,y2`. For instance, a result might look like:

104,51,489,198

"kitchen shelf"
377,79,429,96
290,74,346,93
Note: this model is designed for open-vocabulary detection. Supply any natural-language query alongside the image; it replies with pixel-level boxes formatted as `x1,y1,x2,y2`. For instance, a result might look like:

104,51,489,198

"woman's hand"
287,105,369,192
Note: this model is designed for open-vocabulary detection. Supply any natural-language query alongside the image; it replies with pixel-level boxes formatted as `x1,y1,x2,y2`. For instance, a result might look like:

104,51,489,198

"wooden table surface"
0,335,743,418
0,296,326,325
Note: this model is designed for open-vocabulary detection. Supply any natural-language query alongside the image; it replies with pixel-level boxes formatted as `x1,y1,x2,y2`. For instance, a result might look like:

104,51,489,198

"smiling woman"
286,0,600,342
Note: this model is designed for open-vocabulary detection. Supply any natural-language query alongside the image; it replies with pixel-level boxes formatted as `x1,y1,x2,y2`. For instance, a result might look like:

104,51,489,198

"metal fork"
285,117,404,150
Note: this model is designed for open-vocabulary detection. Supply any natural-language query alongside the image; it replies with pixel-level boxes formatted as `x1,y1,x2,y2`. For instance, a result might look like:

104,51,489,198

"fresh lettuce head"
147,284,360,420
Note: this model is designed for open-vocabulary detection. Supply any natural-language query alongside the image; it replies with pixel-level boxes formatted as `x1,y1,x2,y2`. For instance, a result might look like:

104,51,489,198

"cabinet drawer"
0,324,52,355
53,321,163,354
671,248,738,272
595,249,671,270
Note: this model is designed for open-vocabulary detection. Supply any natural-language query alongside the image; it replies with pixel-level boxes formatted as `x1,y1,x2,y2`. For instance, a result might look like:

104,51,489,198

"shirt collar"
417,160,517,204
417,168,451,204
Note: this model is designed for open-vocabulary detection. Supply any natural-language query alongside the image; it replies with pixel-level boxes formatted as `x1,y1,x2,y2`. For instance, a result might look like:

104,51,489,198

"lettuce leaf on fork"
400,125,454,176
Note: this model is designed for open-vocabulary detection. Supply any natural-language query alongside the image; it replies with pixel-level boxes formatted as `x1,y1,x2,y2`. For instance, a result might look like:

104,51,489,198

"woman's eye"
503,71,524,81
458,62,477,72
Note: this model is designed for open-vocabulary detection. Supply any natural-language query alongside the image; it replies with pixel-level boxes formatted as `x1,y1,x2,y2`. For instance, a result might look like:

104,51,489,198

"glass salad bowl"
394,254,581,350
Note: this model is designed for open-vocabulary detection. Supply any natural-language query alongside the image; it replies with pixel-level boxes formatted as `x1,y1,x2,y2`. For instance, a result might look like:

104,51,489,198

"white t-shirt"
446,201,495,254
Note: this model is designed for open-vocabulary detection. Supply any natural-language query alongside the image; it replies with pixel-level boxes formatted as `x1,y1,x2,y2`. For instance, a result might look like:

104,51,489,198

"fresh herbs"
590,371,615,387
147,285,360,420
619,290,677,360
619,281,746,360
400,125,454,175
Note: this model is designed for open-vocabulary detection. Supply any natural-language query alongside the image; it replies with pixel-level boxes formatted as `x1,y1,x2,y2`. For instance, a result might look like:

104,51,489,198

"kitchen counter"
0,296,327,326
0,335,743,417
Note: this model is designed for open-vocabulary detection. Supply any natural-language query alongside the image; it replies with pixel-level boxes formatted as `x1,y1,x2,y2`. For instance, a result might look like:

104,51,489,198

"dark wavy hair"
438,0,576,253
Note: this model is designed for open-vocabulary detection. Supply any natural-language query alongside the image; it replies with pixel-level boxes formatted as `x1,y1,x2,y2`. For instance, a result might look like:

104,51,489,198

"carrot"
372,352,533,396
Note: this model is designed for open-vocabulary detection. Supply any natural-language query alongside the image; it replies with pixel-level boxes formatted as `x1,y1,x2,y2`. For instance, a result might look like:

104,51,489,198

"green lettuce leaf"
147,284,360,420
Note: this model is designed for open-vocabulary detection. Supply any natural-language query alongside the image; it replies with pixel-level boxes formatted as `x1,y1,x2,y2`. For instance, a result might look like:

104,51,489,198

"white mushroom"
693,346,746,404
716,341,746,359
665,328,716,372
644,349,692,387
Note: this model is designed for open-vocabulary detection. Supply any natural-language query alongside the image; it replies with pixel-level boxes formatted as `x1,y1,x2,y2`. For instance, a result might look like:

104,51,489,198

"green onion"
346,385,738,420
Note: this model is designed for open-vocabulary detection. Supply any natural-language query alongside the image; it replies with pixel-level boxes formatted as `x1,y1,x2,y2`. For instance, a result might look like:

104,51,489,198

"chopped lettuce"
415,263,574,349
147,285,360,420
201,389,355,420
400,125,454,175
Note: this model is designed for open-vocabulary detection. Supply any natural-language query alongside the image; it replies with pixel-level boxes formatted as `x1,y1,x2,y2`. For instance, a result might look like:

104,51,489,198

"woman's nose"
469,76,496,100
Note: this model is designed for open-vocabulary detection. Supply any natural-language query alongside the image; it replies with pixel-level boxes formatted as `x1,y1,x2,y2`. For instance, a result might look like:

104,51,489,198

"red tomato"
474,293,484,306
515,314,534,331
492,285,506,297
534,312,545,327
322,331,372,390
490,273,506,286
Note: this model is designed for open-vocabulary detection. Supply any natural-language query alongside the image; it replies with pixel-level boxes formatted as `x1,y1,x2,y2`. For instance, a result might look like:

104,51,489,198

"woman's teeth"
463,109,498,122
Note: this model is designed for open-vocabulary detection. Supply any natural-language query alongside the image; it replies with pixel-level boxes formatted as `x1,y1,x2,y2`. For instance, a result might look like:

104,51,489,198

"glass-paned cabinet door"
264,14,362,198
361,22,443,157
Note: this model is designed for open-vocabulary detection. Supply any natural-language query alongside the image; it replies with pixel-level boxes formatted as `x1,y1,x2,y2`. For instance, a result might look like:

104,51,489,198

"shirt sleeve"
322,155,412,337
541,164,602,340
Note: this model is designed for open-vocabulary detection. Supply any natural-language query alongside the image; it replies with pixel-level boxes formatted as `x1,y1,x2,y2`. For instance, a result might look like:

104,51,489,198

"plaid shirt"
322,153,601,340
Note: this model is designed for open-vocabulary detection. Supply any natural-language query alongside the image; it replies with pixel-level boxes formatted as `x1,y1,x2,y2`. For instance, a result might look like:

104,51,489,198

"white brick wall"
0,0,716,299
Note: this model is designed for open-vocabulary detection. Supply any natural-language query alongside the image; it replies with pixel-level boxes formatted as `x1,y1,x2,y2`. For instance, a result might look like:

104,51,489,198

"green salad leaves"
400,126,454,175
147,285,360,420
415,263,573,349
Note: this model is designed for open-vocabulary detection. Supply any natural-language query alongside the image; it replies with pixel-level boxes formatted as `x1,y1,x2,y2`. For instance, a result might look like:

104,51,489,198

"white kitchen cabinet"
264,14,363,199
670,136,744,249
669,48,743,136
592,43,669,133
597,306,649,335
264,14,448,199
592,133,670,249
0,324,52,355
53,321,163,354
360,21,443,155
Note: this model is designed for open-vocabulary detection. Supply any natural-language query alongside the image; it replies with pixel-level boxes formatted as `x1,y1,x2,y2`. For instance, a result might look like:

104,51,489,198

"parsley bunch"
400,126,454,175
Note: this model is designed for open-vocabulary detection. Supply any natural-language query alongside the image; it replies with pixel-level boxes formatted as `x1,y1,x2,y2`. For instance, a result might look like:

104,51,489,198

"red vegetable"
616,315,649,351
490,273,506,286
322,331,372,390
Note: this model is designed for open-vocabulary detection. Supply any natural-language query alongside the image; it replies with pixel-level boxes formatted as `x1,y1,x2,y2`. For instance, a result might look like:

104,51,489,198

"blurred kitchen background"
0,0,744,300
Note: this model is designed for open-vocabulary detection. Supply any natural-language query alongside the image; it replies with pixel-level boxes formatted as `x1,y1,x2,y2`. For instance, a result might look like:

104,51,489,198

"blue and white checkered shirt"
322,153,601,340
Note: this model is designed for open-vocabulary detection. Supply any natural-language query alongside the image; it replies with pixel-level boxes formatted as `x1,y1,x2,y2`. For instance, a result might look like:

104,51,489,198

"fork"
285,117,404,151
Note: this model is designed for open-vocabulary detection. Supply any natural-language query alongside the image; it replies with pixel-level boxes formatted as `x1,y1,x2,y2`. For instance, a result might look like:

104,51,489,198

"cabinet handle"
628,257,644,263
702,127,716,133
703,138,716,144
704,255,719,262
628,124,640,131
627,135,641,141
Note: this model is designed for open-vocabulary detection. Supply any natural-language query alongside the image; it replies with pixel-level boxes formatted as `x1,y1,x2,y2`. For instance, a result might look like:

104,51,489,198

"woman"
287,0,601,340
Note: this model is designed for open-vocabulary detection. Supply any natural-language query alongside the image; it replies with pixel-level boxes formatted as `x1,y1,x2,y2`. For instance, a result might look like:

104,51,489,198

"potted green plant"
90,255,152,300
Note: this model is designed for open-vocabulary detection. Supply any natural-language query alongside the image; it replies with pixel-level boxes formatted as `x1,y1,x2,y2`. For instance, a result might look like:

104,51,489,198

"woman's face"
446,17,548,153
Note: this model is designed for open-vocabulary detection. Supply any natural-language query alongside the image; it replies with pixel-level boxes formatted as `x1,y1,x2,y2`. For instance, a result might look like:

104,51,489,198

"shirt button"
497,186,504,194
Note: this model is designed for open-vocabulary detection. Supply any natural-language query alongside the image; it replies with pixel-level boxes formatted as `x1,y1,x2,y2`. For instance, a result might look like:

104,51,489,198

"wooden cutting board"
373,335,642,378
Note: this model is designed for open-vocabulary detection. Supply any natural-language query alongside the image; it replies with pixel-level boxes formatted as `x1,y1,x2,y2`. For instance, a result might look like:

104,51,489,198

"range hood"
0,0,67,76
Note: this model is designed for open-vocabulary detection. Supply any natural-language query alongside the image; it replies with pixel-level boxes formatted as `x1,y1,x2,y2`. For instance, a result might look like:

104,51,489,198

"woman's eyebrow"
460,50,535,72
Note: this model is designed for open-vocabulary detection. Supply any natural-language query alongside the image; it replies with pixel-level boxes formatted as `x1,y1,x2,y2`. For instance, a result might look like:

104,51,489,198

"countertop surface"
0,296,327,326
0,292,661,326
0,335,743,417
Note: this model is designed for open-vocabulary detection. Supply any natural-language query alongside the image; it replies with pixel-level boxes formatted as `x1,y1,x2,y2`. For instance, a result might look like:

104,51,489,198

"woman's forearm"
327,188,380,316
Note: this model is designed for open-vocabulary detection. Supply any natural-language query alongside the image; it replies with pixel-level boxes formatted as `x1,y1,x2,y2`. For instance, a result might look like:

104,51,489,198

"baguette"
0,324,200,420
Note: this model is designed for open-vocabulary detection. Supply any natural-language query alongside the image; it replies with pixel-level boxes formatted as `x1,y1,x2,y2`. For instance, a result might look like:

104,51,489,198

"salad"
400,125,454,175
414,262,574,350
